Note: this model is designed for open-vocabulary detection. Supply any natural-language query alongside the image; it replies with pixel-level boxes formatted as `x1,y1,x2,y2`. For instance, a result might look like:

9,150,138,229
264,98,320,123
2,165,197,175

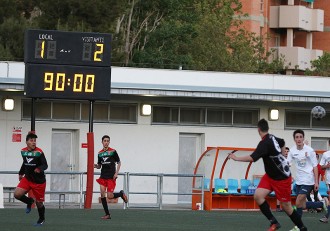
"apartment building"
240,0,328,72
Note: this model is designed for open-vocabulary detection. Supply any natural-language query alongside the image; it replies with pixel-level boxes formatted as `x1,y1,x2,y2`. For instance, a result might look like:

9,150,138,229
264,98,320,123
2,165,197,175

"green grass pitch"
0,208,328,231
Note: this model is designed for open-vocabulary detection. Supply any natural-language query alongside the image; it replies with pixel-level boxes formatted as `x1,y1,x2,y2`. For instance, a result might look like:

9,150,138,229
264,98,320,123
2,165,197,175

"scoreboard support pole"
85,101,95,209
31,98,36,132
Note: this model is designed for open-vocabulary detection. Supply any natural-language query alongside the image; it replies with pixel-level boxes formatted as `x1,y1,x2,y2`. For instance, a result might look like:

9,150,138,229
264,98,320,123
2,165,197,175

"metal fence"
126,173,204,210
0,171,204,210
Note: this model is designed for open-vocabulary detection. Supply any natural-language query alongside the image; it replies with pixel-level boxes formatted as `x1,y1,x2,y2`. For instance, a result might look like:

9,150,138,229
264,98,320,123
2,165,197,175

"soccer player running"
228,119,307,231
14,132,48,226
287,129,318,230
319,139,330,223
94,135,128,219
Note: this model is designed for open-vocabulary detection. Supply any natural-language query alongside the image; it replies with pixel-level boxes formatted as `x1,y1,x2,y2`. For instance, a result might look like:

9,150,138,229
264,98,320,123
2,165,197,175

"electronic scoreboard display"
24,29,111,100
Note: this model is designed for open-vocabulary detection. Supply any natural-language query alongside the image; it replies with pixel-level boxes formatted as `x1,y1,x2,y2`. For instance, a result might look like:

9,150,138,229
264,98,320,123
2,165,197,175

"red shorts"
96,178,116,192
17,177,46,202
258,174,292,202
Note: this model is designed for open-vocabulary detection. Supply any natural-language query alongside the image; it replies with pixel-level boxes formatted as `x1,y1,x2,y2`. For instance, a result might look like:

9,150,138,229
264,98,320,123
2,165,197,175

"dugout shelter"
192,147,293,211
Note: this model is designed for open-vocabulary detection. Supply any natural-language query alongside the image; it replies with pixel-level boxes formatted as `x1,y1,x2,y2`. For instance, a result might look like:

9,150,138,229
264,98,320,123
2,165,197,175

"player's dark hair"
257,119,269,132
102,135,110,141
285,147,290,151
293,129,304,138
26,132,38,141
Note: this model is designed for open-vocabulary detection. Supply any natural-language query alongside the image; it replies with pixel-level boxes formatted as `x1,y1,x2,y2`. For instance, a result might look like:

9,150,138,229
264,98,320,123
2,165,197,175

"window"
233,109,259,126
285,110,330,129
180,108,205,124
22,101,51,120
22,100,137,123
94,103,109,121
81,103,111,122
53,102,80,120
274,36,280,47
285,110,310,128
110,104,137,123
152,106,179,123
207,109,232,125
312,115,330,129
152,105,259,127
81,103,90,121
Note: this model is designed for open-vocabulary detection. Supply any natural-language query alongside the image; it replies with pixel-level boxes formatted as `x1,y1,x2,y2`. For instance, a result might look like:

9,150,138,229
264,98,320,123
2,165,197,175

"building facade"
1,61,330,205
240,0,329,72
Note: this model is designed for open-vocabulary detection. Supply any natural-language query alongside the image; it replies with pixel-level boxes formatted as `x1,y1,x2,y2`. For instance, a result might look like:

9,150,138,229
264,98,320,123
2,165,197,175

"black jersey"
19,147,48,184
97,148,120,179
250,134,290,180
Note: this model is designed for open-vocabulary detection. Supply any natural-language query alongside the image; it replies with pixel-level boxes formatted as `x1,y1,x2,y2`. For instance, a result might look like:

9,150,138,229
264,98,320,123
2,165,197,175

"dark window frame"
22,100,137,124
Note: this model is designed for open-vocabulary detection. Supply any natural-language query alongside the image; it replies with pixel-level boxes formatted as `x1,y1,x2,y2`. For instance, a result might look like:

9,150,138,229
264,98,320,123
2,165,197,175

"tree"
0,0,38,60
0,0,127,61
0,17,29,60
127,0,198,68
0,0,22,24
305,52,330,77
190,0,284,73
0,0,285,73
35,0,125,32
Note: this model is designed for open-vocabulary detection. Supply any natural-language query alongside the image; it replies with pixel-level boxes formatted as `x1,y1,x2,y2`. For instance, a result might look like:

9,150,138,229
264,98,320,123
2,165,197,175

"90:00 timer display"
25,64,111,100
44,72,95,92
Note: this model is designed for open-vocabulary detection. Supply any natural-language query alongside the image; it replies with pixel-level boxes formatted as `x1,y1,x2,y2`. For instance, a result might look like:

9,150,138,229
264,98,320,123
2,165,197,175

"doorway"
178,133,204,203
50,129,79,202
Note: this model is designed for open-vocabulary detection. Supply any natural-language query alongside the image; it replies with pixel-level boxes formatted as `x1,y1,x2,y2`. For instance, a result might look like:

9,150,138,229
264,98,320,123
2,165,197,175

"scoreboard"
24,29,111,100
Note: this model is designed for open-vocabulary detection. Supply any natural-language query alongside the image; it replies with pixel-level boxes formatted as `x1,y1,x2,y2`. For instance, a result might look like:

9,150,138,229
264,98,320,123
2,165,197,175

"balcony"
271,47,323,71
270,5,324,31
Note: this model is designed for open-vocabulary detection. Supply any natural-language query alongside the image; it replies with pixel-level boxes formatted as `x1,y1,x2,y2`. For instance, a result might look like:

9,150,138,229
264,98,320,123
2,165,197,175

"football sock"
313,191,319,202
101,197,110,215
37,205,45,220
289,209,305,229
296,207,303,217
19,195,34,205
306,201,323,209
113,191,122,199
259,201,278,224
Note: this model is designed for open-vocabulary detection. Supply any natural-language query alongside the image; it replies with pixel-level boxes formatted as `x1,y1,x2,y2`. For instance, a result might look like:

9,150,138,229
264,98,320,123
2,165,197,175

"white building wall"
1,63,330,204
0,102,328,204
